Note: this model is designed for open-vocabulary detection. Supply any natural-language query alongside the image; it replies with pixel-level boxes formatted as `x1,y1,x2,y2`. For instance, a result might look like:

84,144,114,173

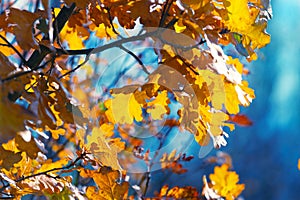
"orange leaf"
15,134,41,159
229,114,253,126
85,167,129,200
6,8,44,50
208,164,245,200
0,146,22,170
87,127,125,171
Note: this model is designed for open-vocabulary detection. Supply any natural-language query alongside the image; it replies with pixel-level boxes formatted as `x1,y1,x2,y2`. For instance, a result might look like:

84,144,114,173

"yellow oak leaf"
174,20,186,33
105,93,143,124
87,127,125,171
60,25,87,49
86,167,129,200
201,70,225,110
0,146,22,170
147,90,170,120
209,164,245,200
223,0,270,50
0,31,15,56
224,82,240,114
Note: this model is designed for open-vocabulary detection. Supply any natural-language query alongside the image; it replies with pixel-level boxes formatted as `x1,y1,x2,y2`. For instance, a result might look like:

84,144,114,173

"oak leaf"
208,164,245,200
87,127,125,171
85,167,129,200
0,146,22,170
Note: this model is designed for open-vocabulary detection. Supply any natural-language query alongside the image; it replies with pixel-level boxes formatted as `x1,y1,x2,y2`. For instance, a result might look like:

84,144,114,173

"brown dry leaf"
0,51,16,80
15,135,41,159
6,8,44,50
0,94,35,143
0,146,22,170
86,167,129,200
87,127,125,171
157,185,199,199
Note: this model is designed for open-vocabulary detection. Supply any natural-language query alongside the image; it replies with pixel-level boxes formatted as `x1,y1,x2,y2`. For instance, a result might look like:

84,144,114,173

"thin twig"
0,34,27,66
176,54,199,75
119,45,150,75
0,153,86,194
141,127,173,197
1,59,52,83
159,0,170,27
57,31,157,78
105,7,124,39
58,57,89,79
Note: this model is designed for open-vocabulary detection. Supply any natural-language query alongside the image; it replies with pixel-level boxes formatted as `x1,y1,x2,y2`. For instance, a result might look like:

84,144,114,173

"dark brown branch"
176,54,199,75
119,45,150,75
0,34,27,65
0,152,86,194
141,127,173,197
1,59,52,83
58,57,89,79
57,30,157,78
105,7,124,39
27,3,76,69
159,0,170,27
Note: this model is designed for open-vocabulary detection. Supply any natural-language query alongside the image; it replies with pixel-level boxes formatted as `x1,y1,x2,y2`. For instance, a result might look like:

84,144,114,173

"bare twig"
1,59,52,83
58,56,89,79
159,0,171,27
57,30,157,78
0,34,27,66
105,7,124,39
119,45,150,75
141,127,173,197
175,54,199,75
0,152,86,194
3,27,204,81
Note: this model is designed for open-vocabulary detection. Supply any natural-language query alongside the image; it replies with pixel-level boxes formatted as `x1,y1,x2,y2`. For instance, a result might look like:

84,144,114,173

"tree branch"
0,152,86,194
26,3,76,69
105,7,124,39
119,45,150,75
159,0,172,27
3,28,205,81
0,34,27,66
141,127,173,197
1,59,52,83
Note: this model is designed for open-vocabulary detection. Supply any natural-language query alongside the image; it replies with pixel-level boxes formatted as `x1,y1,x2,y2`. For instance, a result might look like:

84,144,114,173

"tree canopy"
0,0,271,199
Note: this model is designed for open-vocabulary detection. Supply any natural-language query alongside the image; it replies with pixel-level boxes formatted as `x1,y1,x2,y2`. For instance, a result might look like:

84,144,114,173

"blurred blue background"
94,0,300,198
224,0,300,199
158,1,300,199
4,0,299,199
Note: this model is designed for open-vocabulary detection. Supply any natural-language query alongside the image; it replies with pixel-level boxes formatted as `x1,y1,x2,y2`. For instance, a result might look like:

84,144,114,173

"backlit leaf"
85,167,129,200
208,164,245,200
87,127,125,171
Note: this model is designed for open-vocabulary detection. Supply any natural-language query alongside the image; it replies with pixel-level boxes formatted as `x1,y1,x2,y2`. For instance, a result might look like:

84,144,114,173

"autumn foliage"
0,0,271,199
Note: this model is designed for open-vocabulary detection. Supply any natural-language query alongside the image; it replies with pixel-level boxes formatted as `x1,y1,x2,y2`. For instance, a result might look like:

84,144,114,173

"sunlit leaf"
87,127,125,171
208,164,245,200
85,167,129,200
